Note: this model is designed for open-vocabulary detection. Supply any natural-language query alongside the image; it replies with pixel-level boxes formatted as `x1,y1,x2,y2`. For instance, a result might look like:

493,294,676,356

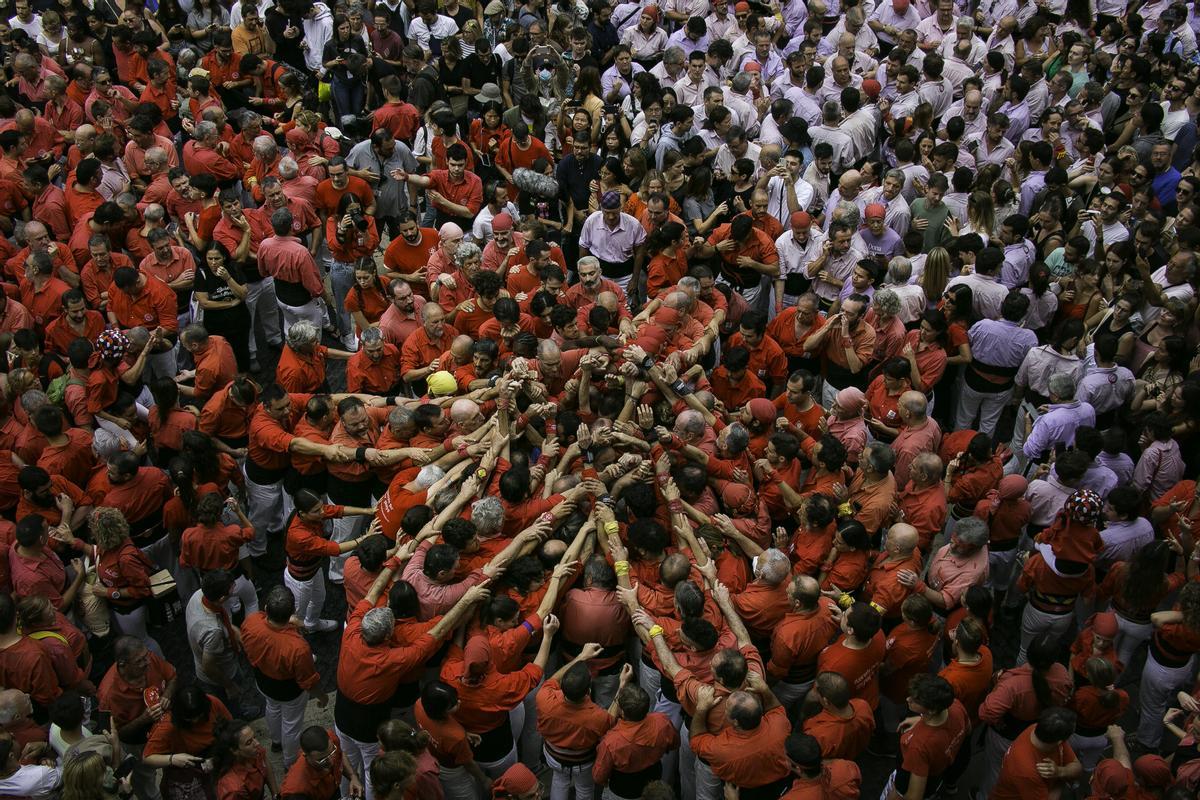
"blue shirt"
1152,166,1182,209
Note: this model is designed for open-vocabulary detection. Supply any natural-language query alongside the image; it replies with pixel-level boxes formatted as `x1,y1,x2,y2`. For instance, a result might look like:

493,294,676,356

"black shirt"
555,152,602,212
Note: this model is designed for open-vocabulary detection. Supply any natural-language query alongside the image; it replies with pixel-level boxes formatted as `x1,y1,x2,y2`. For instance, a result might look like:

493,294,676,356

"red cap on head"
642,4,660,21
463,635,492,676
735,1,750,10
790,211,812,228
1133,755,1172,789
862,78,882,98
865,203,886,219
492,764,538,798
744,61,761,72
1091,760,1132,800
492,212,513,232
747,397,775,424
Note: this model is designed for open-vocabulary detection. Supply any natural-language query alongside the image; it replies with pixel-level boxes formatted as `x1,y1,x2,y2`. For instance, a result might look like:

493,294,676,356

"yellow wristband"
838,593,854,609
869,601,886,615
838,502,854,517
604,521,620,535
614,560,630,576
648,625,664,638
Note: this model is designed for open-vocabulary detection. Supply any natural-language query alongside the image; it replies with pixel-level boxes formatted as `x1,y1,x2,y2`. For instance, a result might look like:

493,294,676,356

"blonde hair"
90,507,131,552
920,247,952,306
61,753,110,800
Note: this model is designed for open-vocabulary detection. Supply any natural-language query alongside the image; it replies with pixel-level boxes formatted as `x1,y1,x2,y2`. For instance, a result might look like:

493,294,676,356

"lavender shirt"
1023,400,1096,460
1133,439,1187,501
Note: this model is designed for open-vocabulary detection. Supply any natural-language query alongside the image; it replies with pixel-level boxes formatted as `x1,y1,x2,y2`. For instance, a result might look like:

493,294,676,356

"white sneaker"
302,619,340,634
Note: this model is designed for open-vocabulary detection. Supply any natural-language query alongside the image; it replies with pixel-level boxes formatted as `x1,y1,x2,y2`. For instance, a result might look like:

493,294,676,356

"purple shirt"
1097,451,1135,486
1026,472,1075,528
578,210,647,264
1080,462,1119,499
1023,400,1096,460
1077,365,1135,415
967,318,1039,370
1133,439,1186,501
1099,517,1155,565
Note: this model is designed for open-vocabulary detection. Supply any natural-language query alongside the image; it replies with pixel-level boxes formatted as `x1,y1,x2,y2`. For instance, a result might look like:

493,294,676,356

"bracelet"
869,601,886,615
613,560,629,575
475,468,487,480
647,624,664,638
668,500,683,514
604,521,620,535
539,512,555,525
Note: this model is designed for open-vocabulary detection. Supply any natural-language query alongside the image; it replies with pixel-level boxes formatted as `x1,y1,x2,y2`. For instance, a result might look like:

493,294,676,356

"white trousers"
956,380,1008,436
679,723,723,800
279,299,325,336
335,725,381,800
438,763,484,799
245,277,283,360
284,569,327,628
1018,604,1075,663
544,747,595,800
328,515,366,583
1137,653,1195,748
226,574,259,617
1114,614,1154,669
243,468,293,557
263,691,307,768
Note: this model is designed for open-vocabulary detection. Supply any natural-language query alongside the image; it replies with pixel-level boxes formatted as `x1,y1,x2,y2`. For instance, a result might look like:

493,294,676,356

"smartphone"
97,709,112,731
114,754,137,781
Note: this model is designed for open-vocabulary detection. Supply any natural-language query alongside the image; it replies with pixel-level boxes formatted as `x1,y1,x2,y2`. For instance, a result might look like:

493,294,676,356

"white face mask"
538,68,553,81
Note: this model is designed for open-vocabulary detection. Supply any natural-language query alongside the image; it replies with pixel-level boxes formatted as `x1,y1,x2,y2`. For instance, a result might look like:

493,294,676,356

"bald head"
886,523,919,555
899,390,927,421
726,690,764,731
675,409,705,439
449,398,481,423
449,334,474,360
661,552,692,586
838,170,862,195
595,291,620,313
911,452,943,486
664,291,692,312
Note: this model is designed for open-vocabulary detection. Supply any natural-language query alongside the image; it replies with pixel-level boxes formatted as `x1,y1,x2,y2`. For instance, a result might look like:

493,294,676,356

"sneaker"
302,619,340,634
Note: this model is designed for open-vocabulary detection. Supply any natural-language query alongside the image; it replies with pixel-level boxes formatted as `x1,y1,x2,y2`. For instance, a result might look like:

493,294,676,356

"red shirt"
179,522,253,571
280,728,341,799
938,647,994,724
108,275,178,331
882,623,941,704
414,699,474,768
816,632,887,709
535,678,614,752
313,176,375,217
143,696,232,757
338,600,440,704
690,705,792,788
276,344,327,393
240,612,320,690
991,726,1077,800
899,699,970,778
0,636,61,707
592,714,680,787
97,649,177,738
803,699,875,760
426,169,483,217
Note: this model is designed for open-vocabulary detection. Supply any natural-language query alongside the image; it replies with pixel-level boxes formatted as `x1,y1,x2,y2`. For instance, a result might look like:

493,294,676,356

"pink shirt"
400,541,487,621
258,236,325,298
892,418,942,488
1133,440,1186,501
926,542,988,611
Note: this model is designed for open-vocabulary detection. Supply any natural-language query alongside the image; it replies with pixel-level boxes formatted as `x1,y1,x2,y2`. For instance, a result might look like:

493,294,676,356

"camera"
349,208,368,231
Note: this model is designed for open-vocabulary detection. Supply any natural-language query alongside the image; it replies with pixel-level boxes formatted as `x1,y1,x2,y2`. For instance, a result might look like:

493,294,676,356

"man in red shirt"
97,636,177,800
767,575,839,715
241,586,326,768
281,727,362,800
314,158,376,220
345,328,402,395
593,683,680,798
802,672,875,760
0,590,62,712
689,675,794,798
816,602,886,709
991,709,1082,800
181,120,241,187
177,325,237,403
536,643,620,798
892,674,971,800
400,303,459,390
395,142,483,231
728,309,789,395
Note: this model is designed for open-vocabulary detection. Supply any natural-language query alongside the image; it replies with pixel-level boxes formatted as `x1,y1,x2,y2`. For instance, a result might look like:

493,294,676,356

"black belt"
253,666,303,702
597,257,634,279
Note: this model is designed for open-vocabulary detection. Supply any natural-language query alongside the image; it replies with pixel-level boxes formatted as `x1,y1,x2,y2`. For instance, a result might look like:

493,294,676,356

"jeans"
956,380,1009,436
330,76,366,122
244,278,283,361
329,259,356,338
263,690,308,768
1069,732,1109,773
284,569,328,628
243,468,292,557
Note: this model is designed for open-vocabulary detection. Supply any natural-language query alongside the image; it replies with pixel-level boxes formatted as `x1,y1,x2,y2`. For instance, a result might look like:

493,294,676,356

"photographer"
326,193,381,350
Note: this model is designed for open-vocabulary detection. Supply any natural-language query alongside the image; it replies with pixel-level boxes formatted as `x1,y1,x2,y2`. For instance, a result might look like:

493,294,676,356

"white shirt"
809,124,855,172
301,5,335,71
840,106,881,164
919,77,954,119
776,228,826,290
471,202,521,244
765,174,816,222
408,13,459,53
1081,219,1129,257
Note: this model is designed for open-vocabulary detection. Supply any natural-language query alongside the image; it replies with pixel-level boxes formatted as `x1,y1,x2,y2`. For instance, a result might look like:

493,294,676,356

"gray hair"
731,72,752,93
1048,372,1076,400
252,133,277,159
822,100,841,123
955,516,989,548
863,441,896,475
415,465,445,487
144,146,168,170
19,389,49,415
360,327,384,345
663,46,685,66
577,255,600,271
471,497,505,536
453,241,481,267
831,200,860,229
886,257,912,284
873,288,901,316
756,549,792,585
724,422,750,454
678,276,701,293
361,607,396,645
286,320,320,347
885,168,905,183
125,326,150,347
388,406,415,430
278,156,299,179
194,120,218,141
955,15,975,32
143,203,166,224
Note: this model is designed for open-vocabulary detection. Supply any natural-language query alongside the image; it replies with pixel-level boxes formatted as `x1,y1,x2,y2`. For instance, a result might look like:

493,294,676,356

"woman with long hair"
148,377,199,468
91,506,161,655
1087,291,1139,363
587,155,632,214
327,193,380,348
991,180,1018,235
438,35,473,118
1019,262,1059,337
60,752,127,800
962,189,995,242
598,123,630,163
212,717,279,800
1097,240,1139,302
193,242,251,372
1099,540,1189,667
185,0,228,52
567,65,604,140
1067,657,1128,772
1055,258,1103,325
644,220,692,300
142,686,233,800
1130,297,1190,373
469,101,509,170
978,633,1072,796
660,149,689,207
345,262,392,337
1031,194,1068,260
681,165,726,236
1132,335,1191,415
919,246,952,308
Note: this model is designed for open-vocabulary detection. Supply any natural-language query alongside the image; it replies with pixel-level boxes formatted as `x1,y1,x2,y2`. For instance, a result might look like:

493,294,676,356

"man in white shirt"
724,72,761,133
407,0,458,57
673,50,711,107
764,150,816,223
1078,192,1130,257
937,17,987,68
867,0,921,49
860,169,912,237
839,86,881,165
942,87,989,139
889,65,922,119
650,46,688,90
816,56,862,106
809,101,854,172
915,0,956,51
776,210,825,307
784,66,825,126
966,110,1015,168
917,53,954,120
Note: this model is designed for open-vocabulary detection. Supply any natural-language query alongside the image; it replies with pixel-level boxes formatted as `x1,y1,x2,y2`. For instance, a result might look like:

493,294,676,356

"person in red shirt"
887,674,971,800
97,635,177,799
179,492,257,615
708,346,767,411
592,682,680,799
802,672,875,760
345,328,403,396
0,592,62,713
991,709,1082,800
240,585,326,768
414,679,492,796
395,142,483,231
689,674,794,798
816,602,887,710
280,726,363,800
781,733,862,800
881,594,941,713
536,643,620,798
729,309,789,395
938,617,994,725
177,325,237,403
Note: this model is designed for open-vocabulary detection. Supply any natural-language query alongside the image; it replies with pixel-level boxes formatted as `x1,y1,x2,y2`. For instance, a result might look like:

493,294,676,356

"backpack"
47,374,87,409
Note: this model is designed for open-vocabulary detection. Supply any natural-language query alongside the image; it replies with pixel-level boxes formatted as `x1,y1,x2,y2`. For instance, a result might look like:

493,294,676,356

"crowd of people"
2,0,1200,798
